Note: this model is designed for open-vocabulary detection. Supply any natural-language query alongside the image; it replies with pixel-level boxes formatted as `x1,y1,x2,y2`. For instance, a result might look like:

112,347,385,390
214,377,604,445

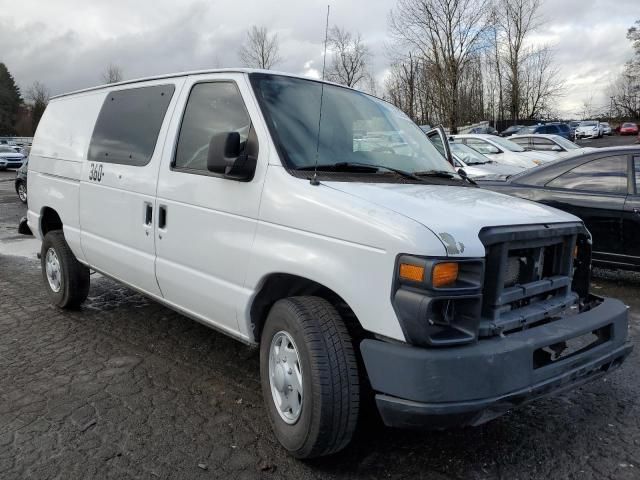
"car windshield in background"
250,73,455,176
518,126,537,134
581,121,597,126
449,143,490,165
0,146,16,153
623,123,635,127
489,136,526,152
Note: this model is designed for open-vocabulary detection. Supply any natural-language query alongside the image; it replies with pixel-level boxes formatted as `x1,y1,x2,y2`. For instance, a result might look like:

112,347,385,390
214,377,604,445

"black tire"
15,181,27,203
260,296,359,458
41,230,90,308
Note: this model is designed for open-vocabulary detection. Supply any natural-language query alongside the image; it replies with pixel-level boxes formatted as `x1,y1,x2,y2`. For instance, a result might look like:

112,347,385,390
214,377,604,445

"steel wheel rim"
45,248,62,293
268,330,303,424
18,184,27,201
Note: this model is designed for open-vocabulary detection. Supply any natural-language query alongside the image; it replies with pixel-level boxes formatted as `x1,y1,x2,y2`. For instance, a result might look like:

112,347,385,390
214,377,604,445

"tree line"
237,0,563,132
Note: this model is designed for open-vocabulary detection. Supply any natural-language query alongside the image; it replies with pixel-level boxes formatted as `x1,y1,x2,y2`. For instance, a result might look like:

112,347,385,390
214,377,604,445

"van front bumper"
361,296,631,429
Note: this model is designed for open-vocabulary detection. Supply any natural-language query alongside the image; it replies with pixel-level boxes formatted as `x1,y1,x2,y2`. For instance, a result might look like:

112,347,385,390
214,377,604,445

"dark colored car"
468,126,498,135
518,123,572,140
15,160,28,204
478,146,640,271
500,125,525,137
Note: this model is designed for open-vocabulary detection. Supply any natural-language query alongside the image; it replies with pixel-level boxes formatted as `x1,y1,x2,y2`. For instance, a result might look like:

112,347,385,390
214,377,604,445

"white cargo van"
26,69,631,458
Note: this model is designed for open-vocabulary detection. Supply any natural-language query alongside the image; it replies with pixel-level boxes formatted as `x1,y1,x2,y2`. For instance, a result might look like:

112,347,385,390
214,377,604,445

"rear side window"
547,156,628,194
88,84,175,166
510,137,529,148
532,137,556,151
174,82,251,172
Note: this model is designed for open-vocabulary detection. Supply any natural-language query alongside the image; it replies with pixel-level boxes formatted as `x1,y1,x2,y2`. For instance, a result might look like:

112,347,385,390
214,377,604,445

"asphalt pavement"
1,138,639,479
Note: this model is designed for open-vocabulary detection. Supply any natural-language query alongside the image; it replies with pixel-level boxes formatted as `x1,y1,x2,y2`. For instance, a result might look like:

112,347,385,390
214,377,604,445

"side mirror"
207,131,257,181
486,145,500,154
457,168,467,177
551,145,563,152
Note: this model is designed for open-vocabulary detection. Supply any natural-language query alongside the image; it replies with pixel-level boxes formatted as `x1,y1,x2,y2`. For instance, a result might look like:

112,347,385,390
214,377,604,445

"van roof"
51,68,345,100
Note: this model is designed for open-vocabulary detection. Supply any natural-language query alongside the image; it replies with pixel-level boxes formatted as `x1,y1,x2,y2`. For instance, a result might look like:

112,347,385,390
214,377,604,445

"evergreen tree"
0,63,23,135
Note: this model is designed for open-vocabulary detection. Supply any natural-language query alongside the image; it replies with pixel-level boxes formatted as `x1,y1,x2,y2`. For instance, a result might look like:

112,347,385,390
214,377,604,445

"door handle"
633,208,640,216
144,203,153,226
158,205,167,229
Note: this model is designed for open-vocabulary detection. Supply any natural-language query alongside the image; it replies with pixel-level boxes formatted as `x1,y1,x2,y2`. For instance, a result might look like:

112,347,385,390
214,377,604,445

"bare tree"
519,46,565,119
606,19,640,119
102,63,124,84
326,26,370,88
495,0,541,123
389,0,492,132
26,81,50,133
238,26,282,70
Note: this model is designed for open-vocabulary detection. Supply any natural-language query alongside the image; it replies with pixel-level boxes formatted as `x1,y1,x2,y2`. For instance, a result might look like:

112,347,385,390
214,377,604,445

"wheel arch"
249,272,365,344
40,206,63,237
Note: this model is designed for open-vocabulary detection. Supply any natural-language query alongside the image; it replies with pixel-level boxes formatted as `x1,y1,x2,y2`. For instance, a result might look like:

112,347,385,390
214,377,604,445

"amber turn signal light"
432,262,459,288
399,263,425,282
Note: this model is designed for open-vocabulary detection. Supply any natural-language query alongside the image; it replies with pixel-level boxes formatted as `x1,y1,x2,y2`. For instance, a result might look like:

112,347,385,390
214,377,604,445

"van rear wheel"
41,230,90,308
260,296,359,458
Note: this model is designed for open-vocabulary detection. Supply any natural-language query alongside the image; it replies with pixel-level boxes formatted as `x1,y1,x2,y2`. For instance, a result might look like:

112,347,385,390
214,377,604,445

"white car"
508,134,593,157
451,134,555,168
449,142,524,177
24,68,631,458
575,120,603,139
600,122,612,136
0,145,26,170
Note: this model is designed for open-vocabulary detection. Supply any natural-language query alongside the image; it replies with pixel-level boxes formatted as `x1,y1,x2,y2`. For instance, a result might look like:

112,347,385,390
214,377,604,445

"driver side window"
174,82,251,172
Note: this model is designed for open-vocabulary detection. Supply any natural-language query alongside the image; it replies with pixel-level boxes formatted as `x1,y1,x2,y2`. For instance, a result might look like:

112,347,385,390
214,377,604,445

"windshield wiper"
298,162,425,182
413,170,456,178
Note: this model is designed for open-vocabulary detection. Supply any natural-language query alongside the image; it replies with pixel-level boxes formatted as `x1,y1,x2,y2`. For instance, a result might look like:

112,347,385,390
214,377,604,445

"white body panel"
27,69,581,345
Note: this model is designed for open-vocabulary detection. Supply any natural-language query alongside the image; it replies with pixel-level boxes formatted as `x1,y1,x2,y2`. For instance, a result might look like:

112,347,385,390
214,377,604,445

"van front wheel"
260,296,359,458
41,230,90,308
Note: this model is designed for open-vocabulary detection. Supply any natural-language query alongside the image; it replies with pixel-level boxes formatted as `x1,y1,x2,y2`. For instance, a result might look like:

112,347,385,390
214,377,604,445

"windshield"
518,126,537,134
250,73,455,175
580,121,597,126
488,135,526,152
554,136,580,150
0,146,16,153
449,143,490,165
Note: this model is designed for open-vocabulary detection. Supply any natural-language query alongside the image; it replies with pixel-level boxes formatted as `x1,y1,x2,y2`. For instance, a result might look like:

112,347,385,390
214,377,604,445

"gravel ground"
1,143,639,479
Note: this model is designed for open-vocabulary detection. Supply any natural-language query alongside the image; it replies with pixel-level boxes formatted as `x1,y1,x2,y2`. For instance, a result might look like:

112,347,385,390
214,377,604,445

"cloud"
0,0,637,117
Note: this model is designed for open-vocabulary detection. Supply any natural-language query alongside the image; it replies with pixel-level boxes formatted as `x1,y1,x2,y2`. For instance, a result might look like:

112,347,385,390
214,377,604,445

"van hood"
323,182,579,257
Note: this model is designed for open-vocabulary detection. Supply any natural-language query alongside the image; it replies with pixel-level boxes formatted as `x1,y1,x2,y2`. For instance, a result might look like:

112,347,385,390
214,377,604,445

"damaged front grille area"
479,223,589,338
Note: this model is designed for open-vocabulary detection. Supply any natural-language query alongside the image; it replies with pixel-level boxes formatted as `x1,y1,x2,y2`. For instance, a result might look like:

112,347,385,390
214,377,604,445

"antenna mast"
310,4,330,186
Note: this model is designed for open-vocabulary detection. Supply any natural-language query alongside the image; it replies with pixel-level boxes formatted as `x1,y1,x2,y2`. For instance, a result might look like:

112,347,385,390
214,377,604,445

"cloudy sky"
0,0,637,117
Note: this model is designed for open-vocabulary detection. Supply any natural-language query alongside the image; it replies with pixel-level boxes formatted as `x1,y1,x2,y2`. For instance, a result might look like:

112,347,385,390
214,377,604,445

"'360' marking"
89,163,103,182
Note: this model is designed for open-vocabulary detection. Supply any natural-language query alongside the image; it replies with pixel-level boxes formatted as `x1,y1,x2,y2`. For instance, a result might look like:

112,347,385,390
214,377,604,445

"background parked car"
600,122,612,135
14,160,28,203
575,120,604,139
448,142,523,178
0,145,26,170
468,125,499,135
509,134,592,157
500,125,525,137
477,146,640,271
569,120,581,139
620,122,639,136
451,134,556,168
517,123,572,140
